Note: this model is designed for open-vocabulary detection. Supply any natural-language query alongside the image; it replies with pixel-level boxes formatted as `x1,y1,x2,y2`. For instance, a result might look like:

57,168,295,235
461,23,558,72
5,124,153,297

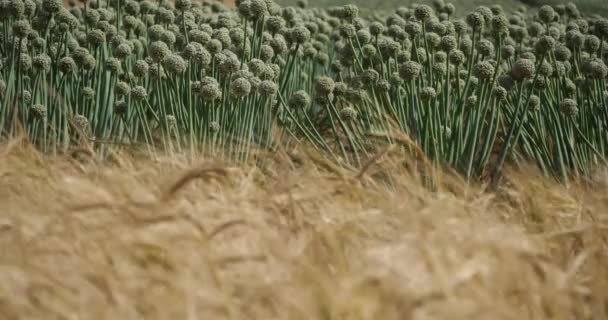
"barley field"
1,143,607,319
1,0,608,317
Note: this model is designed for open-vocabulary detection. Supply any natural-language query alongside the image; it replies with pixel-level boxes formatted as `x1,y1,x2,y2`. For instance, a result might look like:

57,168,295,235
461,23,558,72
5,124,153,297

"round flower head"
288,90,310,109
83,87,95,100
553,61,566,77
501,45,515,59
419,87,437,102
490,15,508,37
434,51,447,63
440,35,457,52
538,5,556,24
17,51,31,70
361,69,379,85
538,60,553,77
230,77,251,97
42,0,61,13
266,16,285,34
315,52,329,66
414,4,433,21
208,121,220,133
189,30,211,45
133,60,149,78
291,25,311,45
369,22,385,36
430,20,447,35
339,23,356,39
375,79,390,92
528,95,541,112
460,36,473,53
452,19,467,34
433,63,447,77
564,78,576,96
149,41,170,62
199,83,221,101
258,80,277,97
426,33,441,48
160,30,176,46
249,0,268,18
465,95,478,108
314,76,335,96
18,90,31,104
560,98,578,116
115,43,132,59
469,76,479,89
511,59,536,81
58,57,76,75
444,3,455,15
582,58,608,79
164,115,177,129
389,25,407,41
535,36,555,55
113,100,128,116
356,29,371,44
566,30,584,49
477,39,494,57
84,9,100,26
378,38,401,58
405,21,422,36
80,53,96,71
115,81,130,97
9,0,25,17
192,47,212,66
206,39,223,54
341,4,359,20
105,57,122,74
218,54,240,76
493,86,507,101
163,53,187,74
449,49,465,66
124,0,139,14
554,45,572,62
182,42,202,61
466,12,484,30
473,61,495,80
399,61,422,81
12,19,31,39
584,35,601,53
131,85,147,101
174,0,191,10
33,37,47,50
520,52,537,62
596,19,608,38
229,28,245,45
340,107,357,120
73,114,89,131
497,74,515,91
327,82,345,97
33,54,51,73
30,104,47,120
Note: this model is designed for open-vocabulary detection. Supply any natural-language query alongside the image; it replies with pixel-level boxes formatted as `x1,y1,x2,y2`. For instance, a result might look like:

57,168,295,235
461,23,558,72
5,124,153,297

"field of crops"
1,0,608,318
1,0,608,185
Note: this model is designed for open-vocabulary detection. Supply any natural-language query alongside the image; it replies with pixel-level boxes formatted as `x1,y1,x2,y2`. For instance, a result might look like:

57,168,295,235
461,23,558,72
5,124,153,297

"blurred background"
274,0,608,16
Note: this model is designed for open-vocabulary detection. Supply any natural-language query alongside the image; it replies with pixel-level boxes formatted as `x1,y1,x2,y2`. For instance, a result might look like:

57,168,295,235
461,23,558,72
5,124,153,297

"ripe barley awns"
0,0,607,184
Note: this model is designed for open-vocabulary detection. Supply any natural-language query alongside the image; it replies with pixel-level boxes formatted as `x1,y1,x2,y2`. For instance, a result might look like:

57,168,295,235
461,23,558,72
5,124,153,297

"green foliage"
0,0,607,185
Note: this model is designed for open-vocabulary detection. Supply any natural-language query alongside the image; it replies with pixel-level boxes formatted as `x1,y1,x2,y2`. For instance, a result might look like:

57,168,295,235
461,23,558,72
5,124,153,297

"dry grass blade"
161,166,235,201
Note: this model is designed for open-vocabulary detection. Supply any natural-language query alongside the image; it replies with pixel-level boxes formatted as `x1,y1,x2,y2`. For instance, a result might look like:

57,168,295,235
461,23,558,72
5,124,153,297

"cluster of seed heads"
0,0,607,181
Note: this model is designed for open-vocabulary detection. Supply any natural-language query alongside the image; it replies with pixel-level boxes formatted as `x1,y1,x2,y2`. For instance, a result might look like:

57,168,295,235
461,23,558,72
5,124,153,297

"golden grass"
0,141,607,320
